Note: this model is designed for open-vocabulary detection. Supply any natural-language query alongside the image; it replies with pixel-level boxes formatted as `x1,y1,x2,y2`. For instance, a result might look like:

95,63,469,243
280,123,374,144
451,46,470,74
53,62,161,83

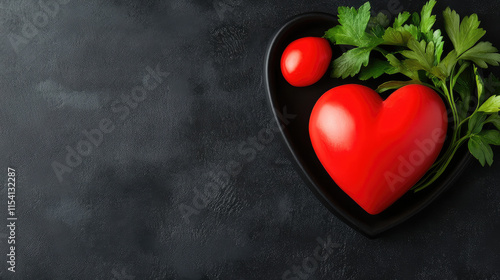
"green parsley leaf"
484,73,500,94
474,65,484,103
385,53,419,80
368,12,390,38
443,8,486,55
382,27,413,46
479,130,500,146
478,95,500,113
403,24,420,39
332,47,372,78
453,61,471,85
468,135,493,166
468,112,487,134
371,25,386,38
436,50,458,78
393,12,411,28
420,0,437,33
324,2,382,47
452,63,473,119
485,113,500,130
411,12,420,27
460,41,500,68
358,58,395,80
425,29,444,63
369,12,390,29
401,38,435,71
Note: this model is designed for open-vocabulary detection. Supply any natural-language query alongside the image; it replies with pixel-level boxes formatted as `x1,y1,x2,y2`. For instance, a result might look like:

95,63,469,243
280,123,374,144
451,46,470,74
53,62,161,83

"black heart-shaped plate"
264,12,472,237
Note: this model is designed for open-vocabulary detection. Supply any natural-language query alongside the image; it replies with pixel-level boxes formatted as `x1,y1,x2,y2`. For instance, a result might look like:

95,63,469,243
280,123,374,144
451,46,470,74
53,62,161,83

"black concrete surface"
0,0,499,279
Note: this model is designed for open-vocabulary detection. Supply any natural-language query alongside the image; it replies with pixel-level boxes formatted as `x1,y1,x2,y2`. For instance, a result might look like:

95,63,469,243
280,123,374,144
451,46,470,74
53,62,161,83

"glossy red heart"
309,84,448,215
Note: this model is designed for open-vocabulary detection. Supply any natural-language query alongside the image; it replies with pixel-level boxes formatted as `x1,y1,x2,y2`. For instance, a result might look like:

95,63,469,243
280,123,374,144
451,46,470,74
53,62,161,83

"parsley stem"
413,78,466,192
441,84,459,127
373,47,388,56
449,68,461,123
413,135,469,192
457,112,474,131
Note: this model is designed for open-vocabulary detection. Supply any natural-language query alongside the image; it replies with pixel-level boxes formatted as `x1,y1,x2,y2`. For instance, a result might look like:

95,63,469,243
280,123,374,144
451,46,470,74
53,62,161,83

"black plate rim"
264,12,473,237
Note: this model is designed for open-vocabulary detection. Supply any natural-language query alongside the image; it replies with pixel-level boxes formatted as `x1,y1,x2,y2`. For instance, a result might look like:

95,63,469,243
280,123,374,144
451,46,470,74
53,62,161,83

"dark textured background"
0,0,499,279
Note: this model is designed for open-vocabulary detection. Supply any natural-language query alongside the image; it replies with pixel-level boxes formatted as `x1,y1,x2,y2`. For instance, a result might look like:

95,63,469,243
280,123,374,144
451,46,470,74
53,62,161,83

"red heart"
309,84,448,215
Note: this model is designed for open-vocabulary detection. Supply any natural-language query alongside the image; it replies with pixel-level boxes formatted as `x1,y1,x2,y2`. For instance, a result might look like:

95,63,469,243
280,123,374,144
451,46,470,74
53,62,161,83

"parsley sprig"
324,1,500,191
